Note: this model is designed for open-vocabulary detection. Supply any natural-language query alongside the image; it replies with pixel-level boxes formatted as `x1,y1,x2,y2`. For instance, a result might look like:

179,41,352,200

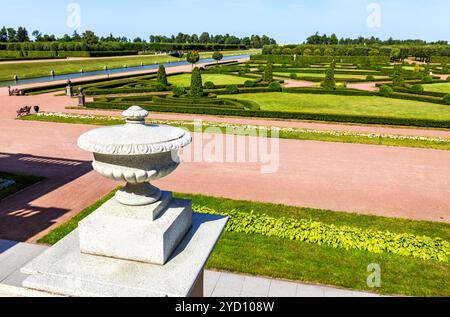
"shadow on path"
0,152,92,242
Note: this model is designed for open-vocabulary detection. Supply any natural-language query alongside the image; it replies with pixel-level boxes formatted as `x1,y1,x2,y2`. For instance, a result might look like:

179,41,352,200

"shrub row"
85,100,450,128
251,55,390,65
193,205,450,263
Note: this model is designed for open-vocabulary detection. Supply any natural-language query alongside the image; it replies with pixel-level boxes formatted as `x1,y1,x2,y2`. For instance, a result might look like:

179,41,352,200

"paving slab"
0,241,383,297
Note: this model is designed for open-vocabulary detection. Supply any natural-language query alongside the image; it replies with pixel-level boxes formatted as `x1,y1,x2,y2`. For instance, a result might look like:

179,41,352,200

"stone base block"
21,214,228,297
78,193,192,265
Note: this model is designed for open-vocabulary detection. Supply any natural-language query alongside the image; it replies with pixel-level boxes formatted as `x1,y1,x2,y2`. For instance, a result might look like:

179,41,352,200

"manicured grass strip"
168,74,249,87
423,82,450,94
20,113,450,151
38,190,450,296
0,55,181,82
21,113,125,126
209,232,449,297
230,93,450,121
193,205,450,262
0,172,43,200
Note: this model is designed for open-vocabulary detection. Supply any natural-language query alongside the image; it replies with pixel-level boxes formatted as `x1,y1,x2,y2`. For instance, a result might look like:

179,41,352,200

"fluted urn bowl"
77,106,192,206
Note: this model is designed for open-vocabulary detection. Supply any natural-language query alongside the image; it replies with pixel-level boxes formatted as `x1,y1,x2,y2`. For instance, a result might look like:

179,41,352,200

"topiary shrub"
269,81,282,92
409,84,424,94
186,51,200,67
212,51,223,64
392,65,405,87
321,67,336,90
447,76,450,82
422,75,433,84
290,73,298,79
226,85,239,94
244,80,255,87
156,64,168,86
379,85,393,97
190,67,203,97
366,75,375,81
263,62,273,82
172,86,186,97
443,94,450,105
204,81,215,89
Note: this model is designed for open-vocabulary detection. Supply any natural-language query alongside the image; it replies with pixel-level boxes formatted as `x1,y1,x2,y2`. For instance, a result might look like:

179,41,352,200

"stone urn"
78,106,192,206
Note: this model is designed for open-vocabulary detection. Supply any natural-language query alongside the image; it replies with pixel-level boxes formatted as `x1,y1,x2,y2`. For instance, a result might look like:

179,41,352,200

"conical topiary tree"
322,66,336,90
157,64,168,86
392,65,405,87
190,67,203,97
263,62,273,82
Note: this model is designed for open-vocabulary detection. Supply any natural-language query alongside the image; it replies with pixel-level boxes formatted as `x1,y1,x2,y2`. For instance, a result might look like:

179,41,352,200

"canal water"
0,54,249,87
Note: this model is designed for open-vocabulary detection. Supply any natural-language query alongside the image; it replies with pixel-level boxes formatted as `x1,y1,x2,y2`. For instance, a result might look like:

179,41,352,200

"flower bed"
194,205,450,263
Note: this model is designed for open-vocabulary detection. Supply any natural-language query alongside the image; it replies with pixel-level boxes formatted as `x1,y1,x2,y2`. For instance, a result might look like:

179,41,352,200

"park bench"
9,88,24,96
16,106,32,117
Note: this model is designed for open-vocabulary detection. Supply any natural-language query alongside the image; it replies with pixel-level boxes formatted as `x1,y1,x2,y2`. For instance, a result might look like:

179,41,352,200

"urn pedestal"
20,106,228,297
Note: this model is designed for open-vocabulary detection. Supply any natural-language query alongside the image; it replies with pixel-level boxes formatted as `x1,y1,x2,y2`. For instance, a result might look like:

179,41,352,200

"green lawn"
227,92,450,121
0,55,181,82
168,73,249,87
274,72,389,80
423,82,450,94
0,172,43,200
38,190,450,297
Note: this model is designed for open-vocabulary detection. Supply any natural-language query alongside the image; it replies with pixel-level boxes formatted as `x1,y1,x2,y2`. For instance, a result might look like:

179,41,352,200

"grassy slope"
168,74,249,87
228,92,450,120
0,49,256,82
38,191,450,296
0,172,43,200
0,55,180,82
423,82,450,93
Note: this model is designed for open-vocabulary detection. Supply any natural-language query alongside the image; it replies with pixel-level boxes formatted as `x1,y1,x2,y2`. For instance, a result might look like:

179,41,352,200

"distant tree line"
0,27,276,49
305,32,448,46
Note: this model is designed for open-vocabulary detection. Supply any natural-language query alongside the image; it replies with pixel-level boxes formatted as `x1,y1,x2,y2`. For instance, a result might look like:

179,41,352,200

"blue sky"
0,0,448,43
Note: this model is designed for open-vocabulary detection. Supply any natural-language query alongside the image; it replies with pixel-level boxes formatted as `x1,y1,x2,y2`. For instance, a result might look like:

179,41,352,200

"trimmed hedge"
86,100,450,128
194,205,450,263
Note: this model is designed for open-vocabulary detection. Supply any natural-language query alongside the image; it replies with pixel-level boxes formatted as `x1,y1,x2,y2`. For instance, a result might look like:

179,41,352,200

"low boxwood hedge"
86,100,450,128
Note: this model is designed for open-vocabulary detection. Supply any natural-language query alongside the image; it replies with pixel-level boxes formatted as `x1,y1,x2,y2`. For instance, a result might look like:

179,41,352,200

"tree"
0,27,7,42
186,51,200,68
303,48,312,56
133,37,143,43
82,30,98,44
72,30,82,41
156,65,168,86
212,51,223,64
199,32,210,44
322,66,336,90
324,48,334,56
7,28,17,42
263,62,273,82
16,27,29,42
190,67,203,97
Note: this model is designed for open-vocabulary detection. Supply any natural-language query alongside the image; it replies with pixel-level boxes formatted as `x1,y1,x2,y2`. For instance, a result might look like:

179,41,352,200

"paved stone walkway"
0,240,381,297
